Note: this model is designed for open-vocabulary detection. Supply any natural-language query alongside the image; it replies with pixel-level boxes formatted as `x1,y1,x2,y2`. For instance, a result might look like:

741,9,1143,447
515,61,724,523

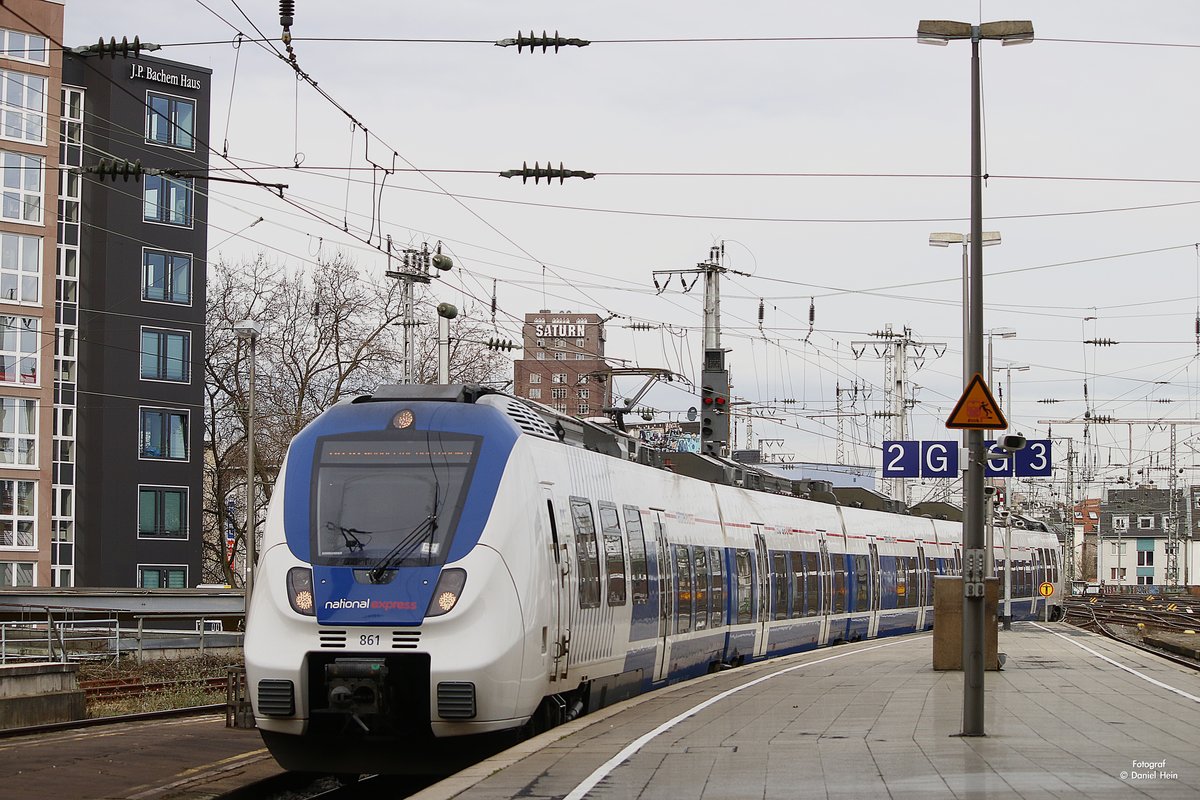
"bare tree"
202,252,510,585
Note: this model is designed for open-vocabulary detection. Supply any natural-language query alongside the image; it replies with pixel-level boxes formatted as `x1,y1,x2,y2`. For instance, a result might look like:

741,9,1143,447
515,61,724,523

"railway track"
80,674,228,701
1064,593,1200,671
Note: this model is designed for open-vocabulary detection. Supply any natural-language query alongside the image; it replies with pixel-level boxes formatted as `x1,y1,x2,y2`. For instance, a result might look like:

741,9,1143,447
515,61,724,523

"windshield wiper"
326,521,368,552
368,514,438,583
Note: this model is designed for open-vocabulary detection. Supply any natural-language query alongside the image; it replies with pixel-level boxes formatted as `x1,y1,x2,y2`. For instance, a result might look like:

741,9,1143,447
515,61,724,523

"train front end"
245,386,540,774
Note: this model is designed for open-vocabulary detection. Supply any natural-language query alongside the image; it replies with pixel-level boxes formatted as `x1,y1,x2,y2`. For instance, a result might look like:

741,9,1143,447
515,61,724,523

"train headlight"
425,568,467,617
287,567,316,616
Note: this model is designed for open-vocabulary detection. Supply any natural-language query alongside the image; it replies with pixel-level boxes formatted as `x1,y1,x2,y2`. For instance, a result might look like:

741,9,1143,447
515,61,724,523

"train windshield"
311,433,480,567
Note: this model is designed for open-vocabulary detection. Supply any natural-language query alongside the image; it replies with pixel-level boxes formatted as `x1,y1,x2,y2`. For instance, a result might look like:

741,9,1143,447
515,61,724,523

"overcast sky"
62,2,1200,499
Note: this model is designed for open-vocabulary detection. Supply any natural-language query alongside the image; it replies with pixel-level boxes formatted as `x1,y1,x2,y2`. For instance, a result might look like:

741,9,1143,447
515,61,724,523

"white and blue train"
245,384,1064,774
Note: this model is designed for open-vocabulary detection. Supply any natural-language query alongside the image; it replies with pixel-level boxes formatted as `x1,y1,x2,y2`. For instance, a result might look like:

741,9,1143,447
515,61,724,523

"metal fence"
0,607,244,664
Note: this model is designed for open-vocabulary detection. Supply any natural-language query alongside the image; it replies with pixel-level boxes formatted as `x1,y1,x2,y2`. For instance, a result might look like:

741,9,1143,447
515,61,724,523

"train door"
653,512,671,682
915,544,928,630
541,486,569,681
752,527,770,659
866,539,881,638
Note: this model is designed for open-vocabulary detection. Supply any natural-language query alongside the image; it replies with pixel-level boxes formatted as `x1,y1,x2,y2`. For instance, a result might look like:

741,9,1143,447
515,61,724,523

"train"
244,384,1065,774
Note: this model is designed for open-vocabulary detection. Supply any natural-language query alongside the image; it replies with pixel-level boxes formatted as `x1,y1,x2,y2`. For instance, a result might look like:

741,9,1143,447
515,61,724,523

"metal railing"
0,607,244,664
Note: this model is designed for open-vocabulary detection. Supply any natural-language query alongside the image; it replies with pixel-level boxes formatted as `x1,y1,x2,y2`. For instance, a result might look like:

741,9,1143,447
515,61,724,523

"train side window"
623,506,649,605
569,497,601,608
675,545,693,634
893,555,906,609
831,554,847,614
708,547,724,628
790,553,805,619
599,503,626,606
853,554,870,612
693,547,709,630
735,549,753,624
803,552,820,616
771,551,789,620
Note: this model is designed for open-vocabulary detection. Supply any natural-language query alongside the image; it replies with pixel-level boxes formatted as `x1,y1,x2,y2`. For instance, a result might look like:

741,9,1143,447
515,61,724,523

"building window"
576,338,584,347
535,339,544,347
1,151,41,223
1137,550,1154,567
0,396,35,466
1110,567,1126,581
0,560,32,586
141,328,190,382
554,352,565,360
142,249,191,304
578,388,590,399
146,91,195,149
578,402,589,415
0,478,34,548
1138,515,1154,530
1088,511,1098,520
0,29,47,64
533,317,545,324
535,351,545,360
1112,516,1129,532
0,315,36,384
528,373,541,384
575,353,587,360
138,487,188,539
1137,575,1154,586
554,339,565,348
552,387,567,400
554,402,567,413
527,388,541,399
0,232,39,304
575,317,587,325
143,175,193,226
0,69,45,144
140,408,188,460
552,373,566,384
139,565,187,588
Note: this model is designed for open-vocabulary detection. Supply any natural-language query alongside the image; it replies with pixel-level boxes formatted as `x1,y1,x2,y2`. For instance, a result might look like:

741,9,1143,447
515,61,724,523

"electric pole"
654,243,749,458
385,239,452,382
851,325,946,500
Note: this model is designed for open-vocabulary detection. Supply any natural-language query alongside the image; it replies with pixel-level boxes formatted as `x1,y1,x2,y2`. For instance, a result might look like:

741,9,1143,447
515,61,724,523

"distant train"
245,384,1064,775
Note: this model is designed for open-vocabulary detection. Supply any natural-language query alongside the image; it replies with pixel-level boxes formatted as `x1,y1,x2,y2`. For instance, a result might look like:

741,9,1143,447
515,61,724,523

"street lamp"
917,16,1034,739
929,231,1001,389
234,319,261,607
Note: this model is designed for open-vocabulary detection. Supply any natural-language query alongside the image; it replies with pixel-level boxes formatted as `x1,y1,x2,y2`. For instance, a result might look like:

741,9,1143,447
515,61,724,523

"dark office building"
61,52,210,587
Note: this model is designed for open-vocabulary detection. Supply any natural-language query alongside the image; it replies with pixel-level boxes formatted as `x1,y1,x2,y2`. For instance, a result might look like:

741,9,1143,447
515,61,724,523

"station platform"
414,622,1200,800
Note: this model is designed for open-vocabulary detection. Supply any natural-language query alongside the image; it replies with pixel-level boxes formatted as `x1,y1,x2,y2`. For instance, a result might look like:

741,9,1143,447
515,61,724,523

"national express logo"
324,599,418,611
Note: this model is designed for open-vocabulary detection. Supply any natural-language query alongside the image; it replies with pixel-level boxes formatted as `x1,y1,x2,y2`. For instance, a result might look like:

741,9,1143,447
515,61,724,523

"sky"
61,2,1200,503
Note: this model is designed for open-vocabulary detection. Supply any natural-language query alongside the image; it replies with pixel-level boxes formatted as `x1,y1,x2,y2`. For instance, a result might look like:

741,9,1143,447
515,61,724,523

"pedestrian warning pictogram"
946,373,1008,430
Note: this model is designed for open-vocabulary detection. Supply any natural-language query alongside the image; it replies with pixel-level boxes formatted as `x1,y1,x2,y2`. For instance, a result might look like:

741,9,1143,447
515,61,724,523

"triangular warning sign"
946,373,1008,430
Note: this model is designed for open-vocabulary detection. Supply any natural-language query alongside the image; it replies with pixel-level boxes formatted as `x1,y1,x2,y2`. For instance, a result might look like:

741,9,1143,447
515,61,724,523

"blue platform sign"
885,439,1052,478
920,441,959,478
984,440,1014,477
1015,439,1052,477
882,440,920,478
984,439,1053,477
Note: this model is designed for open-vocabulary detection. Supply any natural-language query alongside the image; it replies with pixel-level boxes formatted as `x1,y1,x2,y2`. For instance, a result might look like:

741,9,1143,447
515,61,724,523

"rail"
0,606,244,664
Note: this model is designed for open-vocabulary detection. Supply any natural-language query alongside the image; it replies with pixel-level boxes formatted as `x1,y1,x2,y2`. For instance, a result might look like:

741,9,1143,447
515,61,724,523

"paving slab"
412,622,1200,800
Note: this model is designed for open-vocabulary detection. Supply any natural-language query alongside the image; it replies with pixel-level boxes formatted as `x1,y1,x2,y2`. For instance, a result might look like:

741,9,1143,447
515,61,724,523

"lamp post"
995,360,1029,629
234,320,261,607
917,17,1034,738
436,303,457,383
928,231,1001,395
